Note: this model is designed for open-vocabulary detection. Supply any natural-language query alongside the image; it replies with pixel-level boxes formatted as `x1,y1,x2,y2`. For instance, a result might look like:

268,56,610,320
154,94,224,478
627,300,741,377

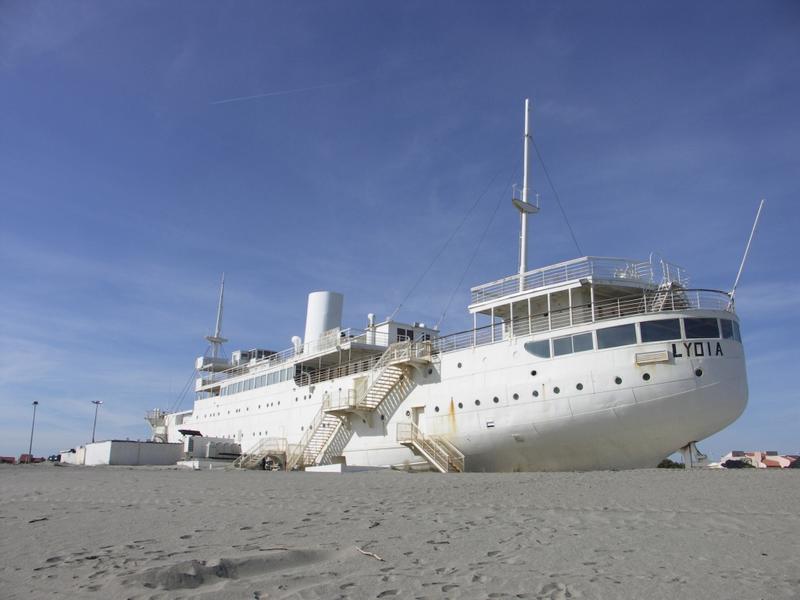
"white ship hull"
165,308,746,472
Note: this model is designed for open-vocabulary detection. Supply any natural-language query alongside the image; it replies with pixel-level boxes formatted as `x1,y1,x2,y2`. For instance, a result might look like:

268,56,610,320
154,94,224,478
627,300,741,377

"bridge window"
524,340,550,358
552,332,593,356
732,320,742,342
684,318,719,339
720,319,735,340
597,324,636,349
641,319,681,342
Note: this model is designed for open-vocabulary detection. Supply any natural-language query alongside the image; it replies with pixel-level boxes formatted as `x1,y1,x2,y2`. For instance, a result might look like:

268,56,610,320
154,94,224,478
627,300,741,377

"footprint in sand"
535,581,582,599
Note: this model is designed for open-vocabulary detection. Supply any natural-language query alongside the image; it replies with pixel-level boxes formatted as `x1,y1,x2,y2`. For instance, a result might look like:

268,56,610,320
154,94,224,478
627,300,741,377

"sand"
0,465,797,599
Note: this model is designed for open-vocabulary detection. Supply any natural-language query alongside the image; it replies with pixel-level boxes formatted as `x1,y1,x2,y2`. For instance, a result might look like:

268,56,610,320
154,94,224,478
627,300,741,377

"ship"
147,100,748,472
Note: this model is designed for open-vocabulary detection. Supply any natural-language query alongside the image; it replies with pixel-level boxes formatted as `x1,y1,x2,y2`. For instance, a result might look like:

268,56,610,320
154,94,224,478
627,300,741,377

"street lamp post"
27,401,39,460
91,400,103,443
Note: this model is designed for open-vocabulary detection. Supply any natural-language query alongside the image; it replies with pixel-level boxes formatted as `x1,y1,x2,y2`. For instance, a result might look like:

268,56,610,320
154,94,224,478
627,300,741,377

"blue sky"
1,1,798,459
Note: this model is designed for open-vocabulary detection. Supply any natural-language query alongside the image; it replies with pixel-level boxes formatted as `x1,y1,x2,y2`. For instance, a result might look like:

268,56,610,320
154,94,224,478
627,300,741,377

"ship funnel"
303,291,344,346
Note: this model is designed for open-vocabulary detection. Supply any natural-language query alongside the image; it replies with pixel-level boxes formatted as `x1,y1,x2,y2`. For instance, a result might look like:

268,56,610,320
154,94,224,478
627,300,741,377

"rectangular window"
553,336,572,356
597,323,637,349
641,319,681,342
572,332,594,353
720,319,734,340
524,339,551,358
552,332,593,356
732,320,742,342
684,317,719,339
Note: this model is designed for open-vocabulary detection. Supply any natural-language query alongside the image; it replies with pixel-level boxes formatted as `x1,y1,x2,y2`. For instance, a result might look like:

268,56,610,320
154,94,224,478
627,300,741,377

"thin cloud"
210,78,360,105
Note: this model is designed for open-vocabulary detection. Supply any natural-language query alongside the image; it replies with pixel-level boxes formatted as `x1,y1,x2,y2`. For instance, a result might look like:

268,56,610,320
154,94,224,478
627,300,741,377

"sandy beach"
0,465,797,599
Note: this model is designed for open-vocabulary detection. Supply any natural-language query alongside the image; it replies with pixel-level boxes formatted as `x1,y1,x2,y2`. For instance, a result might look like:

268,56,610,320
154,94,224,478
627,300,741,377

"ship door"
412,406,425,435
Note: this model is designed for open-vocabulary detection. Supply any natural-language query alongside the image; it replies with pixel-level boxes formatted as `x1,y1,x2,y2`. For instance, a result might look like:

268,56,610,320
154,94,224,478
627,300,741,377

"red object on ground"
0,456,16,465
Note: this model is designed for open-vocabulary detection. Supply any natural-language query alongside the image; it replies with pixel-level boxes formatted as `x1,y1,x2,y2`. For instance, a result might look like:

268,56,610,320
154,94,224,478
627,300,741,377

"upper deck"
469,256,689,310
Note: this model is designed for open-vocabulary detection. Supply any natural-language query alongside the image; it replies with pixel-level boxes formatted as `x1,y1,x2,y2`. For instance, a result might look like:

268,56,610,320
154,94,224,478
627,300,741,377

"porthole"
457,362,462,368
614,376,623,385
380,414,385,421
434,406,440,412
532,390,539,397
530,370,537,376
554,387,560,394
427,368,433,375
475,399,481,406
642,373,651,381
493,396,499,404
576,383,583,391
457,402,463,409
513,393,519,400
405,410,411,417
695,368,703,377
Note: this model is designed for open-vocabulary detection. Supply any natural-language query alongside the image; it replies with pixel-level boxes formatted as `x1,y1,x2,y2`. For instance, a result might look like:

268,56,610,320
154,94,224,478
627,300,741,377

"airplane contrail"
210,78,359,105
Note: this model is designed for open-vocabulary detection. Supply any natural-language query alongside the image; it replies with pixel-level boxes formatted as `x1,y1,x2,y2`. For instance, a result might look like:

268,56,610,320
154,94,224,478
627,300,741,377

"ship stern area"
461,319,747,472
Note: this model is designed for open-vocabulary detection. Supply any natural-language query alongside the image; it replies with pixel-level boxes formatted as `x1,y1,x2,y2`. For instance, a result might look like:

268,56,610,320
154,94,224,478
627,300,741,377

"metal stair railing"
396,422,464,473
231,437,288,470
285,405,342,470
357,340,432,410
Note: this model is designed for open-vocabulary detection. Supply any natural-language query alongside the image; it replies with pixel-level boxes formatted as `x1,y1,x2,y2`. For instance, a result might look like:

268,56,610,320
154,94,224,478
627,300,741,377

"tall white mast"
513,98,538,291
206,273,228,359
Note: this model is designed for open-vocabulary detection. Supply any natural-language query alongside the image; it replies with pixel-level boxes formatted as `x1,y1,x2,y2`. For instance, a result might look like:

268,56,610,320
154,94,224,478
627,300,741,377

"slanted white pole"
206,273,228,360
730,199,765,304
213,273,225,354
519,98,531,290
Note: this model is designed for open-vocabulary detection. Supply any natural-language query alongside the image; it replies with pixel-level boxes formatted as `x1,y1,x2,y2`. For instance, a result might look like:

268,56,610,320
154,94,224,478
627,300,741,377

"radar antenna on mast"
513,98,539,291
206,273,228,358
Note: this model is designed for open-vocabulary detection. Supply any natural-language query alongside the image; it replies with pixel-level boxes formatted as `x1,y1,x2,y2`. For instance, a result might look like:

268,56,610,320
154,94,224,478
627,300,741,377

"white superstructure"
149,101,748,472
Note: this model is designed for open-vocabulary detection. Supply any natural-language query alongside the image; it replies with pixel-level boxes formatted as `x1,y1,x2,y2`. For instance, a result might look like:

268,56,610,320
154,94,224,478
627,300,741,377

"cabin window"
732,320,742,342
640,319,681,342
553,336,571,356
720,319,735,340
524,340,550,358
573,333,593,353
597,324,637,349
552,332,593,356
684,318,719,339
397,328,414,342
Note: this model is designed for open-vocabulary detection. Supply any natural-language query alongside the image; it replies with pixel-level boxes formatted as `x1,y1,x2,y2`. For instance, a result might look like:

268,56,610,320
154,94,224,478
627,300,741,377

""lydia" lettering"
672,341,723,358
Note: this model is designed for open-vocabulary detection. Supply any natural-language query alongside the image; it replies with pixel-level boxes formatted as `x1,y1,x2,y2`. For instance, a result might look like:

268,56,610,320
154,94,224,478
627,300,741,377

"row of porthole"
428,369,705,412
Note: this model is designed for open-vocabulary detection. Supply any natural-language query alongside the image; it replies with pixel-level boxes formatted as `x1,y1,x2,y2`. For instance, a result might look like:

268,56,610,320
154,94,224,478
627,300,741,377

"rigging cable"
435,170,518,330
530,138,583,256
388,164,511,321
167,346,210,413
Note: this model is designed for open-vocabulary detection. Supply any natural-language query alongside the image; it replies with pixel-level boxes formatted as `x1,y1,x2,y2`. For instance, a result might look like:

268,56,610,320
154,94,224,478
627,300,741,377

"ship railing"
470,256,689,305
322,389,358,412
435,288,732,355
396,422,465,473
212,328,400,382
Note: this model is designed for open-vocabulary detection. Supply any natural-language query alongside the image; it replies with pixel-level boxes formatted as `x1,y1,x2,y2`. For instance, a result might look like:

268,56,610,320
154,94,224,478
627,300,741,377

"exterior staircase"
396,422,464,473
282,341,434,471
231,437,288,470
325,340,432,415
285,407,344,470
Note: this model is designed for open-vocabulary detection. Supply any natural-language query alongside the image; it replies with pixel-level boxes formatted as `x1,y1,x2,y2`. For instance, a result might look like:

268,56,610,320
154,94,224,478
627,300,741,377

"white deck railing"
435,288,732,355
470,256,689,305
